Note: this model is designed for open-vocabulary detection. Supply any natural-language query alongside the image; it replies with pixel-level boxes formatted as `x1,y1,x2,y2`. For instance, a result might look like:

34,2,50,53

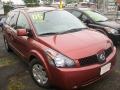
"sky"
1,0,24,5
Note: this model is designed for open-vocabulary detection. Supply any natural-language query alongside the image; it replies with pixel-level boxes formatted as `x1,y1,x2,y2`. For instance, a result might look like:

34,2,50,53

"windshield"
29,10,87,35
84,10,108,22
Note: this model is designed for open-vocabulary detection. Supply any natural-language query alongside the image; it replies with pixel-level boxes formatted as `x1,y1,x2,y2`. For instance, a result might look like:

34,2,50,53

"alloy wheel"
32,64,48,86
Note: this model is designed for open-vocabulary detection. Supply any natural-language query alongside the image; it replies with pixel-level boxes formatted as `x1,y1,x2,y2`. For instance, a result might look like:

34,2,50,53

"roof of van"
13,6,56,12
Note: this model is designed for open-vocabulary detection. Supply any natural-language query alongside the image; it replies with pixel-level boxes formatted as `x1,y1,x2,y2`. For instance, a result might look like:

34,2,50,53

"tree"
66,0,82,4
23,0,40,7
42,0,53,5
79,0,83,2
96,0,104,9
66,0,73,4
47,0,53,4
3,1,14,14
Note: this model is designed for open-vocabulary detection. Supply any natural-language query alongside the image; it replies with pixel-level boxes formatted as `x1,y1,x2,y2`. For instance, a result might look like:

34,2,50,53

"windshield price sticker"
32,13,44,22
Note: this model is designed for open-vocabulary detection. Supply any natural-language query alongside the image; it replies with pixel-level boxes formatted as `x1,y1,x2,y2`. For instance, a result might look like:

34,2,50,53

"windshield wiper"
40,32,60,36
61,28,87,34
39,28,87,36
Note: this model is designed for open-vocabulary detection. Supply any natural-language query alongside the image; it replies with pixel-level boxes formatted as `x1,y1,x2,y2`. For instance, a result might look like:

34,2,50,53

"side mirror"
0,23,3,27
17,29,28,36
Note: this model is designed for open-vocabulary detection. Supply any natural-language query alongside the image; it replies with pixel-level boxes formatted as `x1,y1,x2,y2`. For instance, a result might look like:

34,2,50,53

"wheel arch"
28,50,47,65
28,50,52,82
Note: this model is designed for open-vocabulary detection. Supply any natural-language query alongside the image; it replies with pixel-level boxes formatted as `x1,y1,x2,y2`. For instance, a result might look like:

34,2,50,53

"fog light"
72,85,78,89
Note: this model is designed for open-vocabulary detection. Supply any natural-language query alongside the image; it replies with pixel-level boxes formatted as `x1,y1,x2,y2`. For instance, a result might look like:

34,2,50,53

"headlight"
104,27,118,34
46,49,75,68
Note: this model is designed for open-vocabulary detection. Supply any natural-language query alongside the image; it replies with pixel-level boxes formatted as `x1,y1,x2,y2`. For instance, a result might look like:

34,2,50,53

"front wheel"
29,59,50,88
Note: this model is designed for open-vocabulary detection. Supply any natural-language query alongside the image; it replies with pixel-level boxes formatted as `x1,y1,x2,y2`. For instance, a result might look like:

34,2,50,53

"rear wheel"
29,59,50,88
4,37,12,52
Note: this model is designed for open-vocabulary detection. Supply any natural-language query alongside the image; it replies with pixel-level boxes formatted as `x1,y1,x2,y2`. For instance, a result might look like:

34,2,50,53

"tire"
4,37,12,52
29,59,50,88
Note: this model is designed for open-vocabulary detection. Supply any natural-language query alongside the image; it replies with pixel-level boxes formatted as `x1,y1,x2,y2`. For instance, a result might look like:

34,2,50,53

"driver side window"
81,14,88,22
17,13,30,29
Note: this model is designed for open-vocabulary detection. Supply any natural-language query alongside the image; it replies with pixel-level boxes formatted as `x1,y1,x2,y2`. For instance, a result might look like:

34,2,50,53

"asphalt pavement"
0,31,120,90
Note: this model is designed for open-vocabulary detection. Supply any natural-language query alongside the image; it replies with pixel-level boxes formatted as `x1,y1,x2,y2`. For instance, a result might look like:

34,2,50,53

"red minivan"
3,7,116,90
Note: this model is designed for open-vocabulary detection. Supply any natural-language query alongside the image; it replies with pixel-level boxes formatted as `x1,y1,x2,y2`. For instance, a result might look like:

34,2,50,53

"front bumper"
48,47,116,89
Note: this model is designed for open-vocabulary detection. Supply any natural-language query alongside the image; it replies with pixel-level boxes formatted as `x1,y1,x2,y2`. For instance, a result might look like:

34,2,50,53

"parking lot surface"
0,31,120,90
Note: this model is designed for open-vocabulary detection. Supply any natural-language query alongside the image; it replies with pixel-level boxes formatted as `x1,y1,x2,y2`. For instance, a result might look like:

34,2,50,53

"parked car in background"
66,8,120,46
77,2,97,10
3,7,116,90
0,16,6,31
66,3,78,8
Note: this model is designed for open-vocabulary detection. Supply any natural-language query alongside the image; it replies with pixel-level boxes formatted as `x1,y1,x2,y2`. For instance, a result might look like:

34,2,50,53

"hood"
97,21,120,30
39,30,112,60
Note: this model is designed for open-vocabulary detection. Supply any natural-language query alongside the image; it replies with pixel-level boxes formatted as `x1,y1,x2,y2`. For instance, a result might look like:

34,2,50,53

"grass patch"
115,70,120,74
8,78,25,90
0,57,17,67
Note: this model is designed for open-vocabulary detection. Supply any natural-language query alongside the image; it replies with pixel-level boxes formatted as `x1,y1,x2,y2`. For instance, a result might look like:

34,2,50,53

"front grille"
79,47,113,67
105,47,112,57
80,55,97,67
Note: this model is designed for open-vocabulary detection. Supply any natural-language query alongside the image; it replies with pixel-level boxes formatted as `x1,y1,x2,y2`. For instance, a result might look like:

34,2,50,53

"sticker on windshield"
32,13,44,22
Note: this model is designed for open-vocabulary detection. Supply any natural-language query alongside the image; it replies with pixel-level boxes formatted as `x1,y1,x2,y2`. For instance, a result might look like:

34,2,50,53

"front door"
11,12,32,58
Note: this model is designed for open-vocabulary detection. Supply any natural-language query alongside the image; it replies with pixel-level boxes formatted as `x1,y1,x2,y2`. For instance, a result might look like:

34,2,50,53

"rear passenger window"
6,12,14,25
10,12,19,28
17,13,30,29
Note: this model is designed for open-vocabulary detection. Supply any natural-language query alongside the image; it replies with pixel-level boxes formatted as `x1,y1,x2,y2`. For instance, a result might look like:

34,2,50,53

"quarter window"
6,12,14,25
10,12,19,28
